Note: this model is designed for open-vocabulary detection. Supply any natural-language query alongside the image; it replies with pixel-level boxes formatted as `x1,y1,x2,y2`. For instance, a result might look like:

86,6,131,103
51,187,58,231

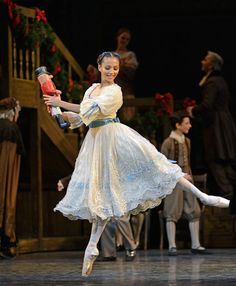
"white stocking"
82,218,108,277
85,218,108,255
176,177,230,208
166,221,176,249
189,221,201,249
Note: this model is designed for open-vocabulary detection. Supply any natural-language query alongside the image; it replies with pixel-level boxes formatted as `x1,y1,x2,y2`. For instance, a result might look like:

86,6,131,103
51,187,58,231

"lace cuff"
64,111,83,129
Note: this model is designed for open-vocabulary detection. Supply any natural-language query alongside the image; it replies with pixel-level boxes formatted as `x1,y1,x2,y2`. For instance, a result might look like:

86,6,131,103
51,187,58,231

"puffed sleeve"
80,84,123,126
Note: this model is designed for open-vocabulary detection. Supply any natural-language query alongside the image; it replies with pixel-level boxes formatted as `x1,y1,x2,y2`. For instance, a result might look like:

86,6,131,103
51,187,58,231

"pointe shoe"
202,195,229,208
82,248,99,277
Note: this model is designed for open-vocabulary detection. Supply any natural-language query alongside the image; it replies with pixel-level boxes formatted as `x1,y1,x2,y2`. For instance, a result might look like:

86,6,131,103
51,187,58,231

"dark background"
13,0,236,115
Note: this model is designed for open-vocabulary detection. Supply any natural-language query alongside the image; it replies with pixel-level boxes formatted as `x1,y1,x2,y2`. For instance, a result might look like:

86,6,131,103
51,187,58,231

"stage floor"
1,248,236,285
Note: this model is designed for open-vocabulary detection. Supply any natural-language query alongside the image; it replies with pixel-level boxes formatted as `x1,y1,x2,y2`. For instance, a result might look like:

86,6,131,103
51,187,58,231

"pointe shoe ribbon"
82,248,99,277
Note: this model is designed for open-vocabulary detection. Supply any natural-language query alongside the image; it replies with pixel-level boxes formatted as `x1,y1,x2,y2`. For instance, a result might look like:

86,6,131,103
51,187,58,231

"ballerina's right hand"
43,90,61,106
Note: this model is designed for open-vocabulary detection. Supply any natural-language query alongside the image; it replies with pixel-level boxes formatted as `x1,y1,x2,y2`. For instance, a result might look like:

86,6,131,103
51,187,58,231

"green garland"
2,0,86,102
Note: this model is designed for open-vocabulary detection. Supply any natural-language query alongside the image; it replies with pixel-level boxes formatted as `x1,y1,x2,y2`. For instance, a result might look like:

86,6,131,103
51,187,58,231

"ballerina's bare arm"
43,92,80,113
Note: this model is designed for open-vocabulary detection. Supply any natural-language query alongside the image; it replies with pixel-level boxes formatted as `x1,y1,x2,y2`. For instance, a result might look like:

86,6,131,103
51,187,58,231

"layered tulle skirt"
54,122,183,221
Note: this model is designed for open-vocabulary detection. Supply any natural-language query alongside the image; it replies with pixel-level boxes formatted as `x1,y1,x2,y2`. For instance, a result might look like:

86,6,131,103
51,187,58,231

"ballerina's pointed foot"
202,195,229,208
82,248,99,277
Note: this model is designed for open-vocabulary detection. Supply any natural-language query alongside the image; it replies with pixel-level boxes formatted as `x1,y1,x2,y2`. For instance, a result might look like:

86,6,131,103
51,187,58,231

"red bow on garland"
154,92,173,116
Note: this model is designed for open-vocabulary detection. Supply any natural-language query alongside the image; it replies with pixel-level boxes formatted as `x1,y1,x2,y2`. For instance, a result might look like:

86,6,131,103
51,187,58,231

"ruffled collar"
169,130,185,144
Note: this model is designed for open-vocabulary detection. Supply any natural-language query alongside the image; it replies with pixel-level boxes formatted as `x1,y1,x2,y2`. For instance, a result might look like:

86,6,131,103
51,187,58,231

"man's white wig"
208,51,224,71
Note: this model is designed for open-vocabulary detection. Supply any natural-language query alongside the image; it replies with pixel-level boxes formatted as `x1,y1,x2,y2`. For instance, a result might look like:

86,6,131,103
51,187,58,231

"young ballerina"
43,51,235,277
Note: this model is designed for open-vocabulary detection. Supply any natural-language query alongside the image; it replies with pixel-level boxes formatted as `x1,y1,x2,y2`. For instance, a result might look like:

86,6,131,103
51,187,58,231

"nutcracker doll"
35,66,70,129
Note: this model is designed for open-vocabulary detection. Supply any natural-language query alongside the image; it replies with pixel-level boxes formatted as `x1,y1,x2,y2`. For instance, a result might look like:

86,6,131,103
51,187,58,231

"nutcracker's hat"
35,66,51,77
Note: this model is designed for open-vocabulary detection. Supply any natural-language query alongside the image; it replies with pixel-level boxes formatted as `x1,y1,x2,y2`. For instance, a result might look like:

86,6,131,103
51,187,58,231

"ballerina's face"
98,56,120,85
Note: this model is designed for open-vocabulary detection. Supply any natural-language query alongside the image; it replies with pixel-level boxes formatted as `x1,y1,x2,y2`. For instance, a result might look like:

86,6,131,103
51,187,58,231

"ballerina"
43,51,236,277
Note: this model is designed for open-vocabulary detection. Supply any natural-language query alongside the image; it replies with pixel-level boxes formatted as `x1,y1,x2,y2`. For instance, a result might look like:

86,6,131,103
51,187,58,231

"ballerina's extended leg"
82,218,108,277
176,177,230,208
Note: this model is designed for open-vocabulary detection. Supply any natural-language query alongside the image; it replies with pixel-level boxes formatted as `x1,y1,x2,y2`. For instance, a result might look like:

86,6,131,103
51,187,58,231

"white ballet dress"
54,83,183,222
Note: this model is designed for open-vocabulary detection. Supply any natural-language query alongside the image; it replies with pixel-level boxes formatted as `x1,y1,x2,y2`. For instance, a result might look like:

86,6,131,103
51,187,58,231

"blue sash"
88,117,120,128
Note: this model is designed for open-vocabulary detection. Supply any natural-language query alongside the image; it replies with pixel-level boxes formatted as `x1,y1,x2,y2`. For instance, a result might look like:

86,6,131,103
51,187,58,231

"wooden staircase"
0,3,89,253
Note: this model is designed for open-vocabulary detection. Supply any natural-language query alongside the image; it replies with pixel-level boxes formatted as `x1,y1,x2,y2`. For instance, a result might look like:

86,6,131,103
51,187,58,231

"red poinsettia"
35,8,47,24
154,92,173,115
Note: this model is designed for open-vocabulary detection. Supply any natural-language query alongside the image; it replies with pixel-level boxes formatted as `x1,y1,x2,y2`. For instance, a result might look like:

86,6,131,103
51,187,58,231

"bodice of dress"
65,83,123,128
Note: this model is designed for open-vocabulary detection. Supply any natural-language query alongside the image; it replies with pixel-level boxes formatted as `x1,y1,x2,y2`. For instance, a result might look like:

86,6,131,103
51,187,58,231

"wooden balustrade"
12,38,38,80
10,5,85,86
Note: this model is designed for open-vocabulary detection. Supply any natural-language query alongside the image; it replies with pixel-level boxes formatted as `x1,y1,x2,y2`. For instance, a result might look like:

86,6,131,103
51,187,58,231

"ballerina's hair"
97,51,121,65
